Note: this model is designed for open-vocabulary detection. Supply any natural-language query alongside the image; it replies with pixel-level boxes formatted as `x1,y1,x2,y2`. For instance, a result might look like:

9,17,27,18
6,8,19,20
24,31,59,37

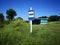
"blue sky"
0,0,60,20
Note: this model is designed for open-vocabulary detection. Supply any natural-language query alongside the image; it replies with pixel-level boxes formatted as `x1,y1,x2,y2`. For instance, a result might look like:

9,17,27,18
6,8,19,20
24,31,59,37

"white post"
30,20,32,33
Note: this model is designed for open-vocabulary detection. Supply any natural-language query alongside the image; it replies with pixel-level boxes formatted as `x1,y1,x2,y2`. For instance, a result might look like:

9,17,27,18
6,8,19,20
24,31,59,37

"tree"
38,16,48,18
6,9,17,20
16,17,23,20
0,13,4,21
48,15,58,22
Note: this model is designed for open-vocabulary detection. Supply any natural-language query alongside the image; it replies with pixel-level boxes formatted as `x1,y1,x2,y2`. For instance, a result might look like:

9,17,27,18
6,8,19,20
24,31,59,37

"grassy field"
0,19,60,45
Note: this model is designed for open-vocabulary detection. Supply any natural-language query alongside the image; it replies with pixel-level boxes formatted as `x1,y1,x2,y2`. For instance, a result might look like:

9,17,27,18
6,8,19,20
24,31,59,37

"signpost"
30,20,32,33
28,7,34,33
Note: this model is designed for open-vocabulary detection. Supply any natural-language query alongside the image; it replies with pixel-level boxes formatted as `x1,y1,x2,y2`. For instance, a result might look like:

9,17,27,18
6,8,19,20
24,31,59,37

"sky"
0,0,60,20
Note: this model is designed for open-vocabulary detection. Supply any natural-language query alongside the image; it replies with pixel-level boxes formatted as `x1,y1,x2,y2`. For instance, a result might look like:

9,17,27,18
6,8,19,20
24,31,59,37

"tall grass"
0,20,60,45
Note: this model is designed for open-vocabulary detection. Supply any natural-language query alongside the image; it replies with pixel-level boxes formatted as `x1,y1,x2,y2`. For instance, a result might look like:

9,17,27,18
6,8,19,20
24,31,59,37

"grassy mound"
0,20,60,45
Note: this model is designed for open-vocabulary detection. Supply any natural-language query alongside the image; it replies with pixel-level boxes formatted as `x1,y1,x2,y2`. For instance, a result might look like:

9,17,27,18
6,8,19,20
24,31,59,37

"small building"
32,18,48,25
59,18,60,21
40,18,48,24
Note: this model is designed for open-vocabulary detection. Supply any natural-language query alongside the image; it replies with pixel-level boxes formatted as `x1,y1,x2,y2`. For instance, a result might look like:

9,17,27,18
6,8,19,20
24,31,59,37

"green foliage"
0,13,4,21
48,15,59,22
39,16,48,18
6,9,17,20
25,20,29,23
0,19,60,45
16,17,23,20
0,22,4,28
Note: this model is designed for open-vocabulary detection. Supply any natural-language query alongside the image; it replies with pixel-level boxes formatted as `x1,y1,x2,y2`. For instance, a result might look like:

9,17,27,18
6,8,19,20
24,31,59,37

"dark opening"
32,19,40,25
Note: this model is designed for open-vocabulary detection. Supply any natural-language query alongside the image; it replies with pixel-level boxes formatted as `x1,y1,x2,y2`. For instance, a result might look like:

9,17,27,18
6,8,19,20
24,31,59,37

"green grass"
0,19,60,45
